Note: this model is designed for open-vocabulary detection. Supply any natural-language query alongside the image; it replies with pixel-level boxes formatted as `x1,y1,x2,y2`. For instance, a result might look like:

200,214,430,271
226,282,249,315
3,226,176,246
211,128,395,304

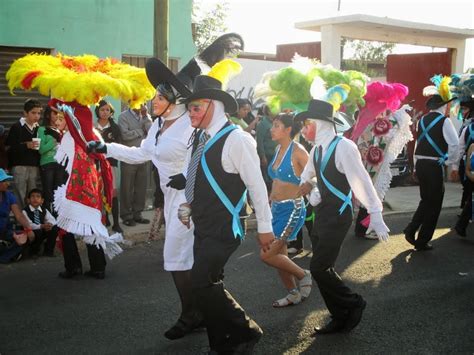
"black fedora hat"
294,99,344,125
183,75,237,114
145,58,192,99
426,94,456,110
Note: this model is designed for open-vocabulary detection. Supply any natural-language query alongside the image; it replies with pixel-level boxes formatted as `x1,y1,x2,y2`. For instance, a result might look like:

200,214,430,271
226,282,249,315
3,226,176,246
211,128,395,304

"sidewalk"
120,182,464,243
383,181,462,215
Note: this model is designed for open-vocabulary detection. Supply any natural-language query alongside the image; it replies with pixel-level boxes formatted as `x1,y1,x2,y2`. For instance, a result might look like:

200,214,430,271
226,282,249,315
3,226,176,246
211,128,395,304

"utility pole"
154,0,169,64
337,0,341,11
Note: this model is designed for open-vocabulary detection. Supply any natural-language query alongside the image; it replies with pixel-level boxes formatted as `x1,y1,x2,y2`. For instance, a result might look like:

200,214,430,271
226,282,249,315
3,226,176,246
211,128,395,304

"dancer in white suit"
88,58,201,340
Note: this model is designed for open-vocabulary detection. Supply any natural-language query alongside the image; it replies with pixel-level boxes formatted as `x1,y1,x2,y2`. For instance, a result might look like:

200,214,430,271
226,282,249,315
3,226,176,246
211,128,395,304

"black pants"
355,207,369,237
29,226,58,255
40,163,67,213
405,159,445,247
456,179,473,231
62,233,106,272
310,210,364,320
191,227,261,353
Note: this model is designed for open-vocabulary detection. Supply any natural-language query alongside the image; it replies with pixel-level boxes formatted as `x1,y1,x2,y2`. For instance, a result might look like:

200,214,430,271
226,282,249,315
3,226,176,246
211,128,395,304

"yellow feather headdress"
206,59,242,89
6,53,156,108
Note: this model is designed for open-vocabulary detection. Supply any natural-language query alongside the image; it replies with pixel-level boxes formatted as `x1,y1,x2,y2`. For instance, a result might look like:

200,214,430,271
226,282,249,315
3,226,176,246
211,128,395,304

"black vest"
191,123,246,237
23,206,47,224
463,122,474,152
313,138,352,218
415,112,448,157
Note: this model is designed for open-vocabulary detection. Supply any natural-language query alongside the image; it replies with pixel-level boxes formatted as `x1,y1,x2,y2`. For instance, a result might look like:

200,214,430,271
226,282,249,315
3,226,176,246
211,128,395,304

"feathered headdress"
450,73,474,103
254,56,367,116
351,81,409,141
6,53,155,108
206,58,242,89
423,74,452,102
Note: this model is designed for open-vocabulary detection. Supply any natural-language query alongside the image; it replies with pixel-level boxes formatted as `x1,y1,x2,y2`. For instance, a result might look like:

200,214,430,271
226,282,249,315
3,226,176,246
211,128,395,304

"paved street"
1,210,473,354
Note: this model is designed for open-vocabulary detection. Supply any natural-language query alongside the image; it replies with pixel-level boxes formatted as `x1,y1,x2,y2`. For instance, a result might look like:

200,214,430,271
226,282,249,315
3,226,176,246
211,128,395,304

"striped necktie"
33,209,41,225
185,131,210,204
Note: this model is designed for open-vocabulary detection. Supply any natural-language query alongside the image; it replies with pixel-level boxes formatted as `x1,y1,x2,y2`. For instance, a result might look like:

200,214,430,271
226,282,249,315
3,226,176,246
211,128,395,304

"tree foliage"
345,39,396,62
342,39,396,77
192,1,229,52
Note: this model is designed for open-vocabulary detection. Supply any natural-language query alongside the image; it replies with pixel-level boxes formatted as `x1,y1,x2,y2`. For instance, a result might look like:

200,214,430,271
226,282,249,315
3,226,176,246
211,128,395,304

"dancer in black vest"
454,98,474,236
296,99,389,335
178,72,274,354
404,94,459,250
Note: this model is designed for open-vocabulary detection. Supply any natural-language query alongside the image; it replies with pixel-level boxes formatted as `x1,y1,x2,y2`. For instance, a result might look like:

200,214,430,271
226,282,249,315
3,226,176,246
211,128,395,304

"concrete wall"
0,0,196,64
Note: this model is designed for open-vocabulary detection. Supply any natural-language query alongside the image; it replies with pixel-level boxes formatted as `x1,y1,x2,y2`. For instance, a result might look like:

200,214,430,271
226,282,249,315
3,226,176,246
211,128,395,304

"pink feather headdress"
351,81,409,141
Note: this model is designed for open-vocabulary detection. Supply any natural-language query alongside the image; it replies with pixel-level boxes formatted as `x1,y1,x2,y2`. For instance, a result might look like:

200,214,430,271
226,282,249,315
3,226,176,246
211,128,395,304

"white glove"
308,187,321,207
366,212,390,242
178,203,192,228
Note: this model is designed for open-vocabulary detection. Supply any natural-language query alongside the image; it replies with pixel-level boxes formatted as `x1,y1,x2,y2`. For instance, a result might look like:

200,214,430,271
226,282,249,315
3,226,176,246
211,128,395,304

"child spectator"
0,169,35,263
5,98,41,208
37,106,63,213
22,188,58,257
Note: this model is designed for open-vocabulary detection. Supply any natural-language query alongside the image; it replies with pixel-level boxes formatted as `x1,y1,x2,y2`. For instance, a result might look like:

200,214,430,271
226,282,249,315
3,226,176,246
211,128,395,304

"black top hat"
426,94,456,110
294,99,344,125
145,58,192,100
183,75,238,114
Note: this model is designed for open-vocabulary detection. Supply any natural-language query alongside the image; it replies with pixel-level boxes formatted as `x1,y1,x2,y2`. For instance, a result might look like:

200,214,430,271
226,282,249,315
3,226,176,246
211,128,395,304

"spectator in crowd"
0,125,7,169
455,142,474,237
0,169,35,263
5,99,41,208
229,98,260,134
256,105,277,191
117,103,152,226
95,100,123,233
37,106,63,213
22,188,58,257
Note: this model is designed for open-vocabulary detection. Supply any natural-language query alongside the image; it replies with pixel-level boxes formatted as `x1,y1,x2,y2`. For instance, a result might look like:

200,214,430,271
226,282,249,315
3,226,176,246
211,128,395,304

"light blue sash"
417,113,448,165
466,124,474,148
314,137,353,215
201,124,247,239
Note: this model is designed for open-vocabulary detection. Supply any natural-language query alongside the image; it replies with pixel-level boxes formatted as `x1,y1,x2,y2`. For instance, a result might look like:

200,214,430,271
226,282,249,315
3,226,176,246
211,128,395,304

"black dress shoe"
454,225,467,237
232,332,262,354
403,228,416,245
134,217,150,224
313,319,346,335
415,243,433,251
84,270,105,279
164,318,201,340
123,219,136,227
58,268,82,279
344,300,367,332
112,224,123,234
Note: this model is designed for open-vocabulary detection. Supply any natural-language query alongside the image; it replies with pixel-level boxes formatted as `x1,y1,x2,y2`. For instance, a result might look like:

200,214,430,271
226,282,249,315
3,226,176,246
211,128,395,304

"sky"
197,0,474,68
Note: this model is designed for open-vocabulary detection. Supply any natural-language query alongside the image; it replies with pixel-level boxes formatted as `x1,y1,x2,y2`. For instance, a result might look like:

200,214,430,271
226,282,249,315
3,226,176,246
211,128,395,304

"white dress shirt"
456,123,474,164
22,205,57,230
196,114,273,233
414,109,460,170
300,134,383,214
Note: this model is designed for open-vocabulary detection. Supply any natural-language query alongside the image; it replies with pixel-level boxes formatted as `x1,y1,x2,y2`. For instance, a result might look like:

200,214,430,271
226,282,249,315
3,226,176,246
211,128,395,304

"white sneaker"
299,269,312,299
287,247,299,254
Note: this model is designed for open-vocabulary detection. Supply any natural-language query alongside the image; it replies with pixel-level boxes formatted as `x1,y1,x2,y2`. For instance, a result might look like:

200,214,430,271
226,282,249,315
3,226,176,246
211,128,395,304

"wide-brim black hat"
426,94,456,110
145,58,192,99
460,98,474,111
183,75,237,114
294,99,344,125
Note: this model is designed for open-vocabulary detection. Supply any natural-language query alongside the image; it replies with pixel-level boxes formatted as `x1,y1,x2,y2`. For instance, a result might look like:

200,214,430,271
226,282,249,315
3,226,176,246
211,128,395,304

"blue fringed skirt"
271,197,306,242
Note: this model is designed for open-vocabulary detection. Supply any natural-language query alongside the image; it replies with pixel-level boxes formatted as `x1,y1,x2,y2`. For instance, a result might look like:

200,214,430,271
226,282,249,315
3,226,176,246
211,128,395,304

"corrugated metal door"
0,46,51,127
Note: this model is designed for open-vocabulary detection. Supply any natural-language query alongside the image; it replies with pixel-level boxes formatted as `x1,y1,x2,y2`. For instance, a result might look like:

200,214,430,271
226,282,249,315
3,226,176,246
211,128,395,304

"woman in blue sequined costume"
261,112,312,307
